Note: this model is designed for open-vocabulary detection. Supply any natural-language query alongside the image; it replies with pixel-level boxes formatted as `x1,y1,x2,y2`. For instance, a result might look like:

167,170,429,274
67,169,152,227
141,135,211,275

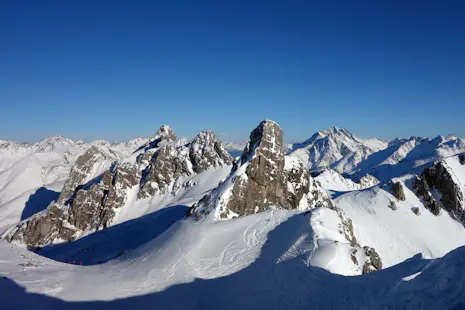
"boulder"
391,181,406,201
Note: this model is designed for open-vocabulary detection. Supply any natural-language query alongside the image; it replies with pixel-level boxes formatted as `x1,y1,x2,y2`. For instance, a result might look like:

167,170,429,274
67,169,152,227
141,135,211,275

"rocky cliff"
3,125,233,248
190,120,335,219
414,155,464,222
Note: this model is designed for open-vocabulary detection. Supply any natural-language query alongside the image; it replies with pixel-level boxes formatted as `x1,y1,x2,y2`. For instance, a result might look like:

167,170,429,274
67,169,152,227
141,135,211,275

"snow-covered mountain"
3,126,233,248
289,126,387,173
222,141,247,159
1,122,465,310
349,134,465,182
0,135,150,233
314,168,379,192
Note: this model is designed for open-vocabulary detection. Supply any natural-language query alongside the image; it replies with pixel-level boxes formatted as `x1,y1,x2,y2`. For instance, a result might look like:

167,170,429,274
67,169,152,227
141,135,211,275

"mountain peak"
289,127,387,173
240,119,283,165
154,125,177,141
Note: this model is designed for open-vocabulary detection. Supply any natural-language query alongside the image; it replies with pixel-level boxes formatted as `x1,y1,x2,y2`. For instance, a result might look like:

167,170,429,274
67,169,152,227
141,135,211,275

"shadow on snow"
38,205,190,265
21,187,60,221
0,213,445,310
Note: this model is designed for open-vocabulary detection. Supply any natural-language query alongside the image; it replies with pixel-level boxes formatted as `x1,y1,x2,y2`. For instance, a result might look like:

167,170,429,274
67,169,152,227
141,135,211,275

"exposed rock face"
358,174,379,188
58,146,113,203
391,181,406,201
223,120,290,217
190,120,334,219
413,175,441,216
138,131,232,199
189,131,233,173
134,125,177,153
363,246,382,274
414,160,464,221
412,207,420,216
3,126,233,248
4,162,139,247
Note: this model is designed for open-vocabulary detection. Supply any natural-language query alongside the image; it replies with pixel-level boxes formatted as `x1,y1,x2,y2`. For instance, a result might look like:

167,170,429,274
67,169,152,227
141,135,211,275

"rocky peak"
135,125,178,153
414,158,464,220
189,131,233,173
155,125,177,141
189,120,334,219
240,119,285,182
3,126,233,248
288,126,387,174
57,146,113,204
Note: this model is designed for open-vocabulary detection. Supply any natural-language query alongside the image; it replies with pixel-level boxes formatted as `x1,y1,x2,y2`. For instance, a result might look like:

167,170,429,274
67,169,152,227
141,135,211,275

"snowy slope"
351,135,465,182
1,213,465,310
315,168,379,192
1,124,465,310
335,183,465,268
289,127,387,173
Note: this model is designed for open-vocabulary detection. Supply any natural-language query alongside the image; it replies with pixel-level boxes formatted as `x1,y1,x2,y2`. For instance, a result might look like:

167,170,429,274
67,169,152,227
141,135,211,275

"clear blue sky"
1,0,464,143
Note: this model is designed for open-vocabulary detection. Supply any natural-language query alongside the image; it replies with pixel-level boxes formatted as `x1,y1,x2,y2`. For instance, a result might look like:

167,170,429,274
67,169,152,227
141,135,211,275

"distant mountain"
222,141,247,159
288,127,387,173
3,126,233,248
350,134,465,182
0,136,149,232
2,123,465,310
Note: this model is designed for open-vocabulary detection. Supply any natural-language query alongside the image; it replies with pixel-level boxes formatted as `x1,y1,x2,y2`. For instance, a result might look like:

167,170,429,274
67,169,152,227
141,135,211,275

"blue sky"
1,1,464,143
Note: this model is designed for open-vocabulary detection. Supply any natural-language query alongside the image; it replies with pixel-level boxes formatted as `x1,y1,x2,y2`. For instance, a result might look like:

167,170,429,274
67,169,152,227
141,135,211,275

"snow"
1,210,465,309
1,129,465,309
315,168,378,193
113,165,232,225
335,183,465,268
0,136,153,234
289,127,388,173
351,135,465,182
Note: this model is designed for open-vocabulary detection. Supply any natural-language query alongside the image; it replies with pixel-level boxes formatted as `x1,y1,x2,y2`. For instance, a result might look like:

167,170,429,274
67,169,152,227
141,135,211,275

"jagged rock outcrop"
58,146,113,203
413,175,441,216
3,126,233,248
190,120,334,219
134,125,177,154
391,181,406,201
138,131,232,199
4,162,139,247
189,131,233,173
358,174,380,188
414,159,464,221
363,246,383,274
460,154,465,165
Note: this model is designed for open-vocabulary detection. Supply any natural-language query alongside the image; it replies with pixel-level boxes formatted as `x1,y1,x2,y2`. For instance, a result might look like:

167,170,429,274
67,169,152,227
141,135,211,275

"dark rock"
363,246,382,274
189,131,233,173
191,120,334,219
220,120,291,218
391,181,406,201
4,163,140,247
58,146,111,203
134,125,177,153
138,145,193,199
388,200,398,211
3,126,233,248
415,160,464,222
412,207,420,216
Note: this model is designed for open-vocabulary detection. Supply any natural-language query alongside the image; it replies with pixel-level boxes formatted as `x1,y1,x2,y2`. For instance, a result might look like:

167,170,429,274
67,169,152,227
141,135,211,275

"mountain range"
1,122,465,310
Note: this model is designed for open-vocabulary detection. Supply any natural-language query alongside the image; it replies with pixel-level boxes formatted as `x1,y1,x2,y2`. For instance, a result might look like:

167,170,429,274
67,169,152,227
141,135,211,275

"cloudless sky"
1,0,464,143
